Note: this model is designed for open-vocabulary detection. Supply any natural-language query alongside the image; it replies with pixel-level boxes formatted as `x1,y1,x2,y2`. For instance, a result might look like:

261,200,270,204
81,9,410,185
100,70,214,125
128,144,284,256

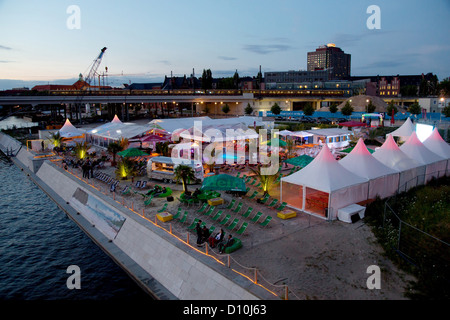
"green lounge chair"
179,211,188,224
226,199,236,210
259,215,273,228
144,195,154,206
236,172,241,178
204,206,215,217
172,208,182,220
267,199,278,208
250,211,263,223
259,194,270,204
187,218,200,230
254,182,261,188
248,191,258,199
197,203,208,214
208,225,216,235
236,222,248,235
157,203,168,213
219,214,231,225
242,207,253,218
158,187,172,198
233,202,243,214
276,202,287,211
250,178,257,186
211,210,223,221
226,218,239,231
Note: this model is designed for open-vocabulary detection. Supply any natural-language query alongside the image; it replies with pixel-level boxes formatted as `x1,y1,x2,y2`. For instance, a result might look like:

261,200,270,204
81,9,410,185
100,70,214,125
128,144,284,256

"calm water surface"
0,157,151,300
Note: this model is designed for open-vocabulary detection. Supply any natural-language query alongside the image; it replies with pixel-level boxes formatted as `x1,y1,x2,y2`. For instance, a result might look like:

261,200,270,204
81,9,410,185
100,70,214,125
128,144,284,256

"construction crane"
84,47,107,88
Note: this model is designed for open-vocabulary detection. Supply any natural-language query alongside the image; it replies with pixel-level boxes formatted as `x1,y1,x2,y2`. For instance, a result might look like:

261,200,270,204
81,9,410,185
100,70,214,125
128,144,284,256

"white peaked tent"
372,134,425,192
339,139,400,199
423,128,450,176
281,144,369,220
86,115,152,147
400,131,447,182
59,118,85,138
111,114,122,124
390,117,415,142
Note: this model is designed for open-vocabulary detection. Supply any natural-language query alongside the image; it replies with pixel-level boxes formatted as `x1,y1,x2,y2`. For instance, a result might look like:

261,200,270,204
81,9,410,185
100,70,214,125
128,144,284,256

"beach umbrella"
200,174,247,192
117,148,149,157
262,138,287,147
284,155,314,168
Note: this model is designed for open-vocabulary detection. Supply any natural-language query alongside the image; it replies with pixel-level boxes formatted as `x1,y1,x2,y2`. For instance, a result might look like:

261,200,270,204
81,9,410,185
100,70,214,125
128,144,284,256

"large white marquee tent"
59,118,85,138
422,128,450,176
281,144,369,220
86,115,152,148
390,117,415,142
339,139,400,199
399,131,447,182
372,134,425,192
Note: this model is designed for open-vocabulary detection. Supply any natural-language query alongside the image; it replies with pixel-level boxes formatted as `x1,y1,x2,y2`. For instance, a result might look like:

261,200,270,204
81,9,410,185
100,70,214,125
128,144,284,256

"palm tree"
118,137,129,150
115,158,136,180
74,141,90,160
174,165,196,194
285,138,295,159
48,132,63,148
249,165,279,196
107,141,123,166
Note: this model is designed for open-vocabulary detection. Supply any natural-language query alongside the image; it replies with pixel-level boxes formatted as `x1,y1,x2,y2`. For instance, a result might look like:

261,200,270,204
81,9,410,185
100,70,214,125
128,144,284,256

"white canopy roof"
149,116,266,134
422,128,450,159
282,144,368,192
390,117,415,140
88,120,151,140
339,138,398,179
179,122,259,142
59,118,85,138
149,117,211,133
306,128,352,137
400,131,445,165
372,134,421,171
291,131,314,138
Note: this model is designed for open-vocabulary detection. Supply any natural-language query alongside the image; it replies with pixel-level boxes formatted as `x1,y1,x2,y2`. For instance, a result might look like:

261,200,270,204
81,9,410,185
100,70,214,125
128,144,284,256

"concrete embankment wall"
1,133,271,300
35,161,265,300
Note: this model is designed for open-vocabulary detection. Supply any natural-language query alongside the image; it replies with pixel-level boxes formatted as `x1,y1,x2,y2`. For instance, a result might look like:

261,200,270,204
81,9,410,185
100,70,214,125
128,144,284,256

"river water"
0,156,150,300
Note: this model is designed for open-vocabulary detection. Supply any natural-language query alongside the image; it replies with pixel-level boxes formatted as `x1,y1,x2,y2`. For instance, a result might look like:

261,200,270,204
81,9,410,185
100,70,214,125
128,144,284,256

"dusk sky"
0,0,449,89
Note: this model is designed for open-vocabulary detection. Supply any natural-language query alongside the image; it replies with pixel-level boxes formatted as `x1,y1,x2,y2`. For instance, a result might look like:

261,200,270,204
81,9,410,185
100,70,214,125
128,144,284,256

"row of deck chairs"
133,180,148,189
94,171,120,192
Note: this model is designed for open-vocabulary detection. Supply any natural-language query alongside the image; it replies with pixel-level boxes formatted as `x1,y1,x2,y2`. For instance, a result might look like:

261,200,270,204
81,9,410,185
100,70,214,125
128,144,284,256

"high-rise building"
307,44,351,80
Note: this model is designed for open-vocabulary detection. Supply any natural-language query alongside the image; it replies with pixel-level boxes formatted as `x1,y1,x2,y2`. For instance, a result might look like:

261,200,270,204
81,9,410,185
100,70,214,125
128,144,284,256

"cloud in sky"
218,56,237,61
243,44,293,55
0,45,12,50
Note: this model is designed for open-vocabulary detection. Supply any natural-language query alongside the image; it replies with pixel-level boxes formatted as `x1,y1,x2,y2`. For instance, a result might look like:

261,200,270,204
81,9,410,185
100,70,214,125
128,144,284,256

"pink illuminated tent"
422,128,450,176
281,144,369,220
372,134,425,192
400,131,447,182
339,139,399,199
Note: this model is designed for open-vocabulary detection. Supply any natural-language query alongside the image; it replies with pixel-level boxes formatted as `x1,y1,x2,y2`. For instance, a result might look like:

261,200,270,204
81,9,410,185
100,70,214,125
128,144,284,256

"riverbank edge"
0,133,274,300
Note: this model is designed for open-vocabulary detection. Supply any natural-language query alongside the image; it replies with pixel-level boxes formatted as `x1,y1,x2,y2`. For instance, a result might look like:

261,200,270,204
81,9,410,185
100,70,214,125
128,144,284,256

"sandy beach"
67,158,414,300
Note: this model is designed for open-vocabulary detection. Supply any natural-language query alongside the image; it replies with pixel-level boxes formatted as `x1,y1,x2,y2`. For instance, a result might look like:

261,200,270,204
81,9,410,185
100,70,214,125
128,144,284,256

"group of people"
147,185,167,196
196,221,235,254
81,158,94,179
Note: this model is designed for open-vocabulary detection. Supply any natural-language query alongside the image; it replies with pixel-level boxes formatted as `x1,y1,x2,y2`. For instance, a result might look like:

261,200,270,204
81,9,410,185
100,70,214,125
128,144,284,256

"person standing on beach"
196,220,203,246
